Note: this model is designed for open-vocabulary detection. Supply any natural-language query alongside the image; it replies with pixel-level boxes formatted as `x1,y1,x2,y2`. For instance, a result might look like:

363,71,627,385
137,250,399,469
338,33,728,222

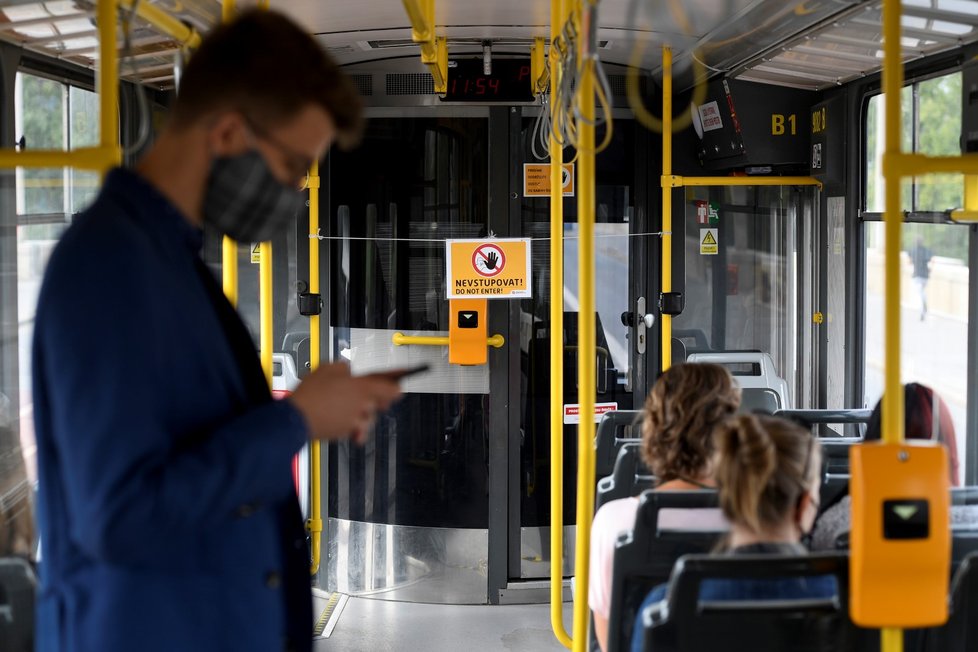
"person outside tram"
31,11,401,652
910,235,933,320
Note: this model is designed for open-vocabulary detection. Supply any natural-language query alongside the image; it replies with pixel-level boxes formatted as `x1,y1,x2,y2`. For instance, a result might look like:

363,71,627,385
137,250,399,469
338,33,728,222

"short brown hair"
715,415,819,533
640,363,741,482
170,10,364,147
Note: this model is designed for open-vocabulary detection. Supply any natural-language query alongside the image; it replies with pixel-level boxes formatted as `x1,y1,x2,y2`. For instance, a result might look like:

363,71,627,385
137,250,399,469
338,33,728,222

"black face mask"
202,150,305,243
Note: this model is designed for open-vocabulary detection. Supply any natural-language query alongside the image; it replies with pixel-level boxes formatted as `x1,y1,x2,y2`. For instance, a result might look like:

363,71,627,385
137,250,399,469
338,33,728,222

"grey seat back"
639,553,878,652
596,443,655,513
0,557,35,652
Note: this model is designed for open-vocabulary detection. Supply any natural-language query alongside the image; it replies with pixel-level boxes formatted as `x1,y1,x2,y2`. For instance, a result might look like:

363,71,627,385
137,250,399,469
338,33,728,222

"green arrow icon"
892,504,919,521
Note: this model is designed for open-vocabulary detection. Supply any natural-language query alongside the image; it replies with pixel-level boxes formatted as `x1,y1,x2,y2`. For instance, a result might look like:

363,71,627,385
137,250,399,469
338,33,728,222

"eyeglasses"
243,117,315,188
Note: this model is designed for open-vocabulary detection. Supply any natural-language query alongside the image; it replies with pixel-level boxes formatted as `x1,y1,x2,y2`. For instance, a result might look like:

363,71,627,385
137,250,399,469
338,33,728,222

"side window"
14,72,100,217
12,72,97,481
865,71,963,213
862,70,969,481
16,72,65,216
69,85,99,212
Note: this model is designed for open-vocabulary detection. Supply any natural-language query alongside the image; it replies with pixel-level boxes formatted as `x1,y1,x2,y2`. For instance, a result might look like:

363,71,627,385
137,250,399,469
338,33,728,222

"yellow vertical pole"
881,0,904,650
221,0,238,307
260,241,273,386
966,175,978,214
308,161,324,575
549,0,572,647
97,0,121,172
660,46,673,371
572,2,596,650
222,238,239,307
257,0,274,387
881,2,905,447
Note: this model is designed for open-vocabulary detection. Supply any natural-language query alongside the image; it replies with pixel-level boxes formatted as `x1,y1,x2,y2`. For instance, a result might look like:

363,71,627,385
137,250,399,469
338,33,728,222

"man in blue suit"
32,10,401,651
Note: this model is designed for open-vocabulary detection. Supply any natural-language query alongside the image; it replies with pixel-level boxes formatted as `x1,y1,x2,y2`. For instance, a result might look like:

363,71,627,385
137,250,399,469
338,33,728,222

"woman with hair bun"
630,414,836,652
589,363,740,651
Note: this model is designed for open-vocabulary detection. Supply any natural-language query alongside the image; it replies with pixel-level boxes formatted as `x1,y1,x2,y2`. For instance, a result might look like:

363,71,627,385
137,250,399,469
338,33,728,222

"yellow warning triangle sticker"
702,231,717,245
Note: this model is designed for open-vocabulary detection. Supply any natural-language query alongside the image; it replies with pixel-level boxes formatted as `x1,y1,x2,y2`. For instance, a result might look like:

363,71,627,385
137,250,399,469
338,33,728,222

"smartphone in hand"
374,364,430,381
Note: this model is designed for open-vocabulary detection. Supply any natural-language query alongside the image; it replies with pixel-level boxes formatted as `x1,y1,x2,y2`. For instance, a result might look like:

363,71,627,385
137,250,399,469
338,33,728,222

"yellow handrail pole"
0,149,118,170
118,0,202,49
661,45,673,371
0,0,120,174
952,175,978,221
222,238,239,307
572,2,597,650
307,161,324,575
881,0,904,649
889,153,978,176
391,332,505,348
881,0,905,454
98,0,122,173
402,0,448,94
549,0,572,646
221,0,238,306
260,241,273,386
664,175,823,188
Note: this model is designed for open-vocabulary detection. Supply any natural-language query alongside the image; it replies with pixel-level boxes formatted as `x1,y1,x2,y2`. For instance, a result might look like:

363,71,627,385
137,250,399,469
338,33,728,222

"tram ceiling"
0,1,976,91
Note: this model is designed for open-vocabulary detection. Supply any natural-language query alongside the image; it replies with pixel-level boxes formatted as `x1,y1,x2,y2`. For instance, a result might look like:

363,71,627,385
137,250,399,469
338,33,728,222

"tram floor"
315,593,575,651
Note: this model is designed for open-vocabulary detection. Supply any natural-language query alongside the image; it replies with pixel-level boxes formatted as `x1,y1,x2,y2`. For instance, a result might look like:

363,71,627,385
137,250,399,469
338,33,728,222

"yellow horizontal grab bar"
885,152,978,178
120,0,202,48
949,210,978,223
663,175,823,189
0,146,121,172
392,332,505,348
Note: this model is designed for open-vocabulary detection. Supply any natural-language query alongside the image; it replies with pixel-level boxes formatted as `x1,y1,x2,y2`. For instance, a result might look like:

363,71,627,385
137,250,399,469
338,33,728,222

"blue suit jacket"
32,169,312,651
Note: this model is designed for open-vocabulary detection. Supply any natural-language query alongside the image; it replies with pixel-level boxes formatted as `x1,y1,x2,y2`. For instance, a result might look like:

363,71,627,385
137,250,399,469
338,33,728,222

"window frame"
861,66,965,219
13,67,98,222
857,60,978,485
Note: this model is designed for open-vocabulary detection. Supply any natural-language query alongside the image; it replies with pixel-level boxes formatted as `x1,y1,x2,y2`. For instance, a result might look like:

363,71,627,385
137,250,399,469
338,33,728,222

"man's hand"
289,362,402,443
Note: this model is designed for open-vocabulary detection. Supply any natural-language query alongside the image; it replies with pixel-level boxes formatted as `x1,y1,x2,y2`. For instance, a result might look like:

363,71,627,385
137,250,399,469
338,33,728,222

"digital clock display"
442,58,535,103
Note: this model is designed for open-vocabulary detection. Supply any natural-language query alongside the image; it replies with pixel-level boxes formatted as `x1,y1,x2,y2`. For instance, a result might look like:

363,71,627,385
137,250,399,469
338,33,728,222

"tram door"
319,110,653,604
514,114,653,584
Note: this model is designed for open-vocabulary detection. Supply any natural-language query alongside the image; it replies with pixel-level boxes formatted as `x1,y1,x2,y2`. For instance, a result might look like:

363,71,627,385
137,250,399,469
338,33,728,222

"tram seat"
0,557,35,652
819,439,862,475
951,488,978,571
819,473,850,521
775,408,872,438
740,388,781,414
595,410,642,480
636,553,877,652
932,552,978,652
672,329,710,356
952,530,978,576
595,443,655,512
670,338,687,368
605,491,726,652
687,352,791,411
